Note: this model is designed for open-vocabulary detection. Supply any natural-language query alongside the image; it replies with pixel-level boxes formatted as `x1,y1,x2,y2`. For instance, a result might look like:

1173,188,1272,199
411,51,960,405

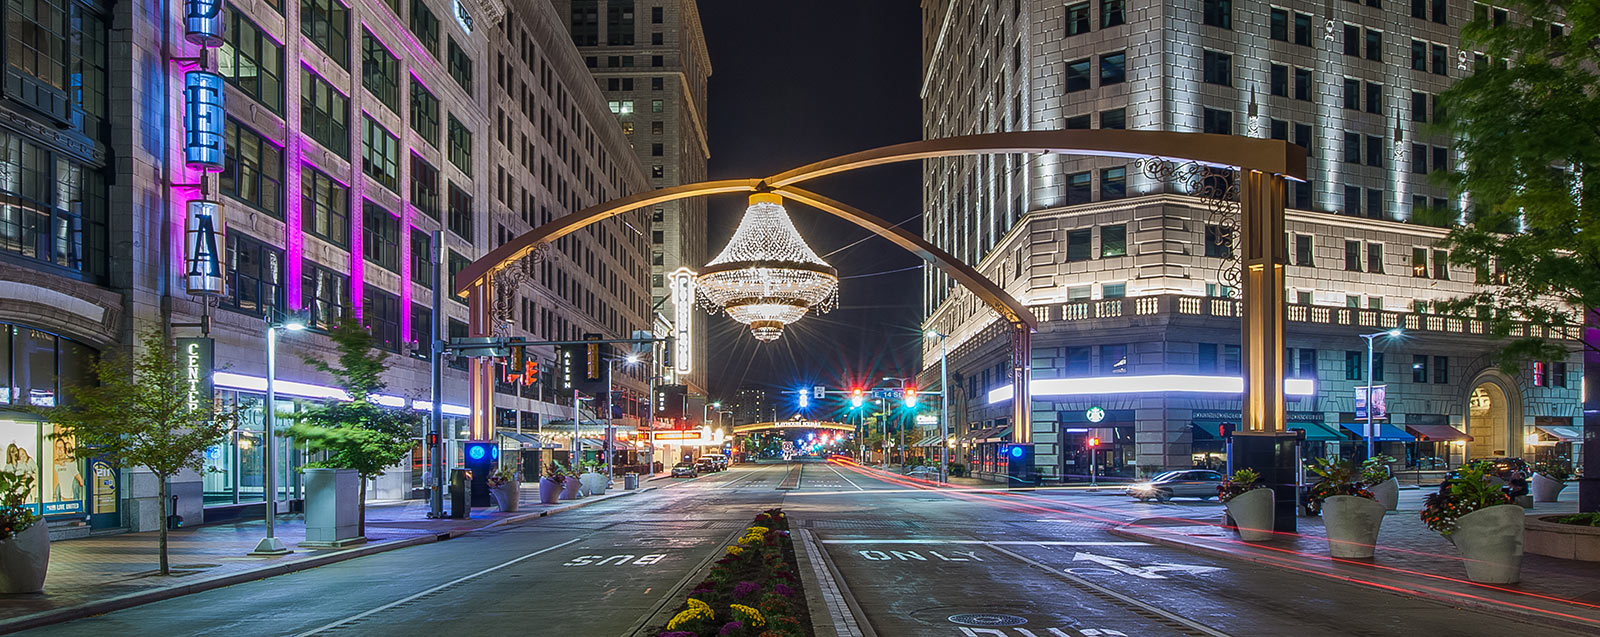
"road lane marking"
982,544,1232,637
292,537,583,635
1070,552,1225,579
820,540,1145,546
821,462,866,491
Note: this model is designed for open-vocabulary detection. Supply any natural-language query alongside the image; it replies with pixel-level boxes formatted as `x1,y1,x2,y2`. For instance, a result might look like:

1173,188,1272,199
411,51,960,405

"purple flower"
656,632,697,637
773,583,795,597
718,621,745,635
733,580,760,598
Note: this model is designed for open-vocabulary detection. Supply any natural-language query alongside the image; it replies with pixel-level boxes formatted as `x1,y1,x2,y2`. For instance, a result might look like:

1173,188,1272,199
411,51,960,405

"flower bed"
652,508,812,637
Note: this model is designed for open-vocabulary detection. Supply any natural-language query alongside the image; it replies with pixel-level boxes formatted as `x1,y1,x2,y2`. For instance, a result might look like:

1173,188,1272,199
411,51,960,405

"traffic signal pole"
429,230,444,519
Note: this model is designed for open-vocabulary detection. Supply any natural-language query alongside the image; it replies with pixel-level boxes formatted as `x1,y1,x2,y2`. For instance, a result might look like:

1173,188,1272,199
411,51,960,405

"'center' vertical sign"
177,337,214,411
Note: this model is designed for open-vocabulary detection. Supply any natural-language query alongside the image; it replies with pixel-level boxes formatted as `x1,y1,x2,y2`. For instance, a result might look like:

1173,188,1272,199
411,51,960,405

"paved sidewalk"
1112,489,1600,633
0,483,649,632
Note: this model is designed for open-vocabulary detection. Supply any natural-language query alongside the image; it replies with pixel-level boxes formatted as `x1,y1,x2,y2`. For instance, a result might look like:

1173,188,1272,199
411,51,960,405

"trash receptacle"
449,468,470,519
624,473,639,490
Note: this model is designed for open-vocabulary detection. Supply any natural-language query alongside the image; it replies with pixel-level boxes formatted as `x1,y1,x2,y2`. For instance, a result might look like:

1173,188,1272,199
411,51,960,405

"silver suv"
1127,470,1226,502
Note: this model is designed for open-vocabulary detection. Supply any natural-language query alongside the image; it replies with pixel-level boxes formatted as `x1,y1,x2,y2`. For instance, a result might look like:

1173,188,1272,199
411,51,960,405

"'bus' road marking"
563,553,668,566
293,537,582,635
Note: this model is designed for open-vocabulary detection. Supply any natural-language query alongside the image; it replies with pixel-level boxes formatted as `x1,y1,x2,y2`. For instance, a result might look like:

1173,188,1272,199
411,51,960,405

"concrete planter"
1223,487,1276,541
538,477,562,504
560,476,581,500
581,472,608,496
1370,477,1400,511
1449,504,1524,584
1532,473,1568,503
1526,514,1600,562
490,481,519,512
302,468,364,548
0,523,49,593
1323,495,1385,559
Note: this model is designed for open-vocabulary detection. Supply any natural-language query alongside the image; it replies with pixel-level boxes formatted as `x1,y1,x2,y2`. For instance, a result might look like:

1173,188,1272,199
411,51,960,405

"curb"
1109,524,1600,635
0,487,656,634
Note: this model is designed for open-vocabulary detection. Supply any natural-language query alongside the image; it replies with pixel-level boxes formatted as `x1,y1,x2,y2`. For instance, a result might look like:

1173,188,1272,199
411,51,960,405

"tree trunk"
157,474,170,576
357,477,367,538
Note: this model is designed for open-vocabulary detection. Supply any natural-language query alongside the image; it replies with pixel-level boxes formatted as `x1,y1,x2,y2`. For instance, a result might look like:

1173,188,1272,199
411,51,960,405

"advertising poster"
0,419,40,512
41,424,84,515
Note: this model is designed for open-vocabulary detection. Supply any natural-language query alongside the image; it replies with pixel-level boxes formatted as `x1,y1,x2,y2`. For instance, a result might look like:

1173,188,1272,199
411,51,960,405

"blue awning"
1288,421,1344,441
1339,422,1416,442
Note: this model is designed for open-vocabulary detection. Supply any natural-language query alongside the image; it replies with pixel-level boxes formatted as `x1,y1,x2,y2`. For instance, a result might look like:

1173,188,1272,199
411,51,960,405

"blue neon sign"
183,0,224,47
184,71,225,170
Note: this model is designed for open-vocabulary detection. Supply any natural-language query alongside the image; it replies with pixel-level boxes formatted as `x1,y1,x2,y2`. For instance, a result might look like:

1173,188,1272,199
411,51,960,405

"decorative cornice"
468,0,506,29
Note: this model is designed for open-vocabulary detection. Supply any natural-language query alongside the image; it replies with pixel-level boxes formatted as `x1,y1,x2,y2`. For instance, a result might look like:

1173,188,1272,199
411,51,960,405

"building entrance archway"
1465,371,1523,460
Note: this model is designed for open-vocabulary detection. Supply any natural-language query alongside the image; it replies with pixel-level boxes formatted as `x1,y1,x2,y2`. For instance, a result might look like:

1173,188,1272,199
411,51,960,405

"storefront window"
0,321,97,518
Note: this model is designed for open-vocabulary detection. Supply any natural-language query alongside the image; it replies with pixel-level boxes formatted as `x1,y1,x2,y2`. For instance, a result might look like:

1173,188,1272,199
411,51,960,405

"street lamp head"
1387,328,1404,338
712,401,722,409
283,321,306,331
625,353,641,364
924,329,943,339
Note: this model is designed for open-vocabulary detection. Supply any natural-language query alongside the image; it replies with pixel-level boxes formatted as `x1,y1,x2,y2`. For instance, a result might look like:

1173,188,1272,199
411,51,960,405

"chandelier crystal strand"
695,193,839,341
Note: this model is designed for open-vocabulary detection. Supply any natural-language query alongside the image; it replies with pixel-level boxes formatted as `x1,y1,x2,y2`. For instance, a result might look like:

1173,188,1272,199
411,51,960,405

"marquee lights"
986,375,1317,404
183,0,224,46
696,193,839,342
184,200,226,296
183,71,226,170
668,267,695,374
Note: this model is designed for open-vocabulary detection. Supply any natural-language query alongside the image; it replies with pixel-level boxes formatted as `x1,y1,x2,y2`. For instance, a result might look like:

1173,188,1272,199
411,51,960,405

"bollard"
167,495,184,529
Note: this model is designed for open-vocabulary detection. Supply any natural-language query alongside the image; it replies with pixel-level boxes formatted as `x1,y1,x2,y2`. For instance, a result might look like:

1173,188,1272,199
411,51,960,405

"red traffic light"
1088,437,1101,447
426,432,440,447
850,388,864,407
1218,422,1235,438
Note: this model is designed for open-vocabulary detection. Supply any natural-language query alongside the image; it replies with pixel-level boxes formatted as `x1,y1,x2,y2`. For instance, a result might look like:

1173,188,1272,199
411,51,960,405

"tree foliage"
1434,0,1600,362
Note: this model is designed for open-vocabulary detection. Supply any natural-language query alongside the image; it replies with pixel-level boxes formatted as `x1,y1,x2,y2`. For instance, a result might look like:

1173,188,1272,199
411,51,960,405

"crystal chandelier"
696,193,839,342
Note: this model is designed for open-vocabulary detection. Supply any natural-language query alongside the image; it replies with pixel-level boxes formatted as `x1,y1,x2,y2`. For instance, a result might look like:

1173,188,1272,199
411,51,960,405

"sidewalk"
1111,489,1600,633
0,483,651,633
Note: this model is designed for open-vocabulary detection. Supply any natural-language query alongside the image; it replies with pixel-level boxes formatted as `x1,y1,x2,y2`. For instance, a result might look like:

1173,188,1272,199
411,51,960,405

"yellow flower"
746,526,770,535
666,603,714,630
687,598,710,611
730,603,766,627
726,545,745,555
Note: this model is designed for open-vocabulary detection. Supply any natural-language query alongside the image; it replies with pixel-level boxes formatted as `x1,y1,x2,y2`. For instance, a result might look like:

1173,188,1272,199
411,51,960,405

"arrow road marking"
1071,552,1225,579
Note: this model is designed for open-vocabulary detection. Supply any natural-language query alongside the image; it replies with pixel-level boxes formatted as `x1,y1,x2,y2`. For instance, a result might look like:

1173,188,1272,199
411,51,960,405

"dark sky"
699,2,924,410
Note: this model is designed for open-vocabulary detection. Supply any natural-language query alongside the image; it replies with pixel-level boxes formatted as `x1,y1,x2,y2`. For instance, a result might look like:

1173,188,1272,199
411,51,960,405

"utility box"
301,468,364,548
1004,444,1035,489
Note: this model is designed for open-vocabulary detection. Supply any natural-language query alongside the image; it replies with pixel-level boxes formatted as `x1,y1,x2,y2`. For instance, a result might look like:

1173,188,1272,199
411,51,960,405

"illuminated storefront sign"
668,268,695,375
183,71,225,170
453,0,474,34
184,200,226,295
183,0,224,46
177,337,215,411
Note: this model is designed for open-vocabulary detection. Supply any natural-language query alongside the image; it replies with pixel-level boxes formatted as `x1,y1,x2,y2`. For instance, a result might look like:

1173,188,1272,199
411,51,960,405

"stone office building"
917,0,1582,481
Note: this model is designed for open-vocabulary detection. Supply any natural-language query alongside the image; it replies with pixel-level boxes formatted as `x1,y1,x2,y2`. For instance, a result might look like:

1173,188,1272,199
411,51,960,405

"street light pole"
928,330,951,483
1359,328,1403,460
252,319,302,556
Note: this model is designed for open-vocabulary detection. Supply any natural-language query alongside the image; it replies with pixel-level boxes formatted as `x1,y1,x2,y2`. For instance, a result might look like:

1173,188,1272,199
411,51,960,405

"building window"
651,165,664,178
221,119,284,218
7,0,67,92
1343,78,1360,110
1365,29,1382,61
1296,348,1317,378
1100,108,1125,130
1432,44,1448,75
362,201,400,273
1411,91,1428,122
1066,171,1091,204
411,155,441,219
1294,12,1312,45
1202,108,1231,135
1344,24,1360,56
221,10,283,113
1103,282,1126,298
301,68,349,156
1100,51,1125,85
1412,354,1429,383
0,132,108,278
1202,0,1231,29
301,168,348,246
1294,68,1311,101
1432,249,1449,279
1411,40,1427,70
411,77,440,147
361,30,400,113
1343,132,1360,163
1434,356,1450,384
411,229,433,289
1412,247,1429,277
301,0,349,68
1099,224,1127,257
1343,240,1362,271
1101,0,1124,27
1347,351,1364,381
1202,50,1231,86
410,304,432,359
651,142,664,156
1270,65,1287,97
302,261,347,330
1367,188,1384,219
410,0,439,56
1367,243,1384,273
223,232,284,318
1066,228,1092,261
362,117,400,192
1204,225,1233,258
1066,58,1091,92
1064,346,1092,377
448,182,472,239
1066,114,1091,130
447,115,472,176
1365,134,1383,167
1100,168,1126,201
607,0,636,45
1270,8,1288,40
1066,2,1090,35
651,99,664,112
1294,235,1313,266
363,285,402,352
447,37,473,93
1101,345,1128,375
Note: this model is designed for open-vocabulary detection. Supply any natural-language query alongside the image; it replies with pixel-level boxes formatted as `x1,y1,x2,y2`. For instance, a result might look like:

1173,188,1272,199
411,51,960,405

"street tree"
288,318,421,537
40,330,242,575
1432,0,1600,365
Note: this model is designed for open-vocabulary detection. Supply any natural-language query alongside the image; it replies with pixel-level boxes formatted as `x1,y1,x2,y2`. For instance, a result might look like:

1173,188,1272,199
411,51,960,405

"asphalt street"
26,460,1583,636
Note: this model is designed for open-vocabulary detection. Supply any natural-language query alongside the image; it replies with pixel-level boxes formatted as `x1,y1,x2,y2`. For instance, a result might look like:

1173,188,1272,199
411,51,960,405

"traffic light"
583,333,603,382
506,346,526,384
799,390,809,409
813,386,826,400
1088,437,1101,447
903,388,918,408
526,359,540,386
426,432,440,447
850,388,863,408
1219,422,1235,439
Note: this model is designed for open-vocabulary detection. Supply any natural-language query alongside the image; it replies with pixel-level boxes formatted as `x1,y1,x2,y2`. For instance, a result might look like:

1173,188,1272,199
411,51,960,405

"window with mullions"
302,261,348,331
1100,51,1125,85
363,284,402,353
222,232,284,318
301,68,349,155
410,304,432,360
221,119,284,217
361,30,400,113
411,229,434,289
447,37,473,94
1202,0,1230,29
447,251,469,306
606,0,635,45
362,117,400,192
410,0,439,57
0,135,108,278
8,0,67,92
362,201,400,273
410,77,439,147
447,182,472,239
301,0,350,68
1101,0,1124,27
71,3,110,130
301,168,348,246
219,9,281,114
447,114,472,176
1202,50,1231,85
1066,2,1089,35
411,154,440,219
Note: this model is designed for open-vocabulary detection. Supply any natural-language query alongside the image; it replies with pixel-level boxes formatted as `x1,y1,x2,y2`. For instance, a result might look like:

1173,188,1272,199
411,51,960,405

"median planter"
538,477,562,505
1450,504,1525,584
1369,477,1400,511
1223,487,1276,541
1526,514,1600,562
1323,495,1385,559
0,522,49,594
1533,473,1568,503
561,475,581,500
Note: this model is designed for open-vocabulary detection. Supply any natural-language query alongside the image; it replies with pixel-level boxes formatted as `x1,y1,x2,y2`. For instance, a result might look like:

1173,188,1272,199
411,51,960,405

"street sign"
452,337,508,358
814,386,826,400
871,388,904,400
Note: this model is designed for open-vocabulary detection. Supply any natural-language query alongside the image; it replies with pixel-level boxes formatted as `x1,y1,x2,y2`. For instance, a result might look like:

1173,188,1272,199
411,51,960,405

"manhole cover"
948,613,1028,627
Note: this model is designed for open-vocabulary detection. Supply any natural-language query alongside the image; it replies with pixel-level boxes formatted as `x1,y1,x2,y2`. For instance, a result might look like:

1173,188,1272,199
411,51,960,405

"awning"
497,431,542,448
1339,422,1416,442
1406,424,1473,442
916,434,946,448
979,426,1013,444
958,427,996,442
1537,425,1583,442
1288,421,1344,441
1190,422,1218,442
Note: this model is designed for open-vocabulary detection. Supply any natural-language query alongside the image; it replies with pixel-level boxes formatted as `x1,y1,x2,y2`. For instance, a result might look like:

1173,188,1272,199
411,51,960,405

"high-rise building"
729,387,774,427
0,0,651,536
918,0,1582,482
553,0,712,396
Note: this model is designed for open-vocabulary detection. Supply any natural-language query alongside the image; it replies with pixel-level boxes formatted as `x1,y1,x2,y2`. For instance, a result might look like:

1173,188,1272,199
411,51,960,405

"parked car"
695,458,717,474
702,453,729,470
671,462,699,478
1127,470,1226,502
905,466,939,480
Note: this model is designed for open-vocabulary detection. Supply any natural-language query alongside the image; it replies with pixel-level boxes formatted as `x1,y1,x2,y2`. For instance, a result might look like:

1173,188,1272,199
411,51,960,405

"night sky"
699,2,924,409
